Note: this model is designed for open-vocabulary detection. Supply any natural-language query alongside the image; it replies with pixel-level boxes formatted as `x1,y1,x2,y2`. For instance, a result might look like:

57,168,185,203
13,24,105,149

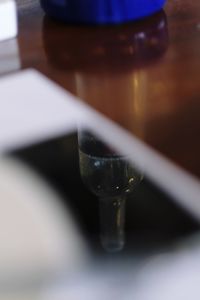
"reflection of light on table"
75,70,147,139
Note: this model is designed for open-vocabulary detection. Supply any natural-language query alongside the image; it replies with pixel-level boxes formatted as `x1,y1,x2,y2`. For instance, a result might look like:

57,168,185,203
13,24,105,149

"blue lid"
40,0,166,24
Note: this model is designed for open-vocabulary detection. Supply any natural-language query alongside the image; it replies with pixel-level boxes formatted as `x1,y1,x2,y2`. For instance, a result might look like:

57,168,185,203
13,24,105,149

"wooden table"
3,0,200,179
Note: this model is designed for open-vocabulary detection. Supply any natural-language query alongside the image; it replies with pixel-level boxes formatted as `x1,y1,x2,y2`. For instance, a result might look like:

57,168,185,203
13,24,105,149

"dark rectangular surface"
12,131,199,256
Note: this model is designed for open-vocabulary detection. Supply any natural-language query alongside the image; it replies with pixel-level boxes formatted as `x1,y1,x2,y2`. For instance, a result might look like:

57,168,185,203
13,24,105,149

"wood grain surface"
3,0,200,178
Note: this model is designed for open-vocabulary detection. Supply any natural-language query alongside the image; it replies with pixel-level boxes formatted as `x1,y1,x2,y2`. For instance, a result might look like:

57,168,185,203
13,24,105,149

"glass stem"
99,196,126,252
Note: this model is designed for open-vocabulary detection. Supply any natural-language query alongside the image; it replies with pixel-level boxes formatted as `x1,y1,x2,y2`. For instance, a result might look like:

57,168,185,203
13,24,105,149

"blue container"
40,0,166,24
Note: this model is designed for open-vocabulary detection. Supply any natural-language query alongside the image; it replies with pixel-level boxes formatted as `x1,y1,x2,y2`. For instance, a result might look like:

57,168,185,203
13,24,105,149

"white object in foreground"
0,157,88,285
0,0,17,42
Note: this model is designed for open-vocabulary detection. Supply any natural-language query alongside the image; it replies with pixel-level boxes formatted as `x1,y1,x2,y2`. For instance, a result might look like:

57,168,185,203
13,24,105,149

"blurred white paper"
0,69,86,152
0,39,20,75
0,0,17,42
41,239,200,300
0,157,88,284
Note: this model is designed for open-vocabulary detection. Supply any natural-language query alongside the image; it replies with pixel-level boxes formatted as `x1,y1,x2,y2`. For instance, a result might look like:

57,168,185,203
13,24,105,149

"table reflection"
78,130,142,252
43,11,168,137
